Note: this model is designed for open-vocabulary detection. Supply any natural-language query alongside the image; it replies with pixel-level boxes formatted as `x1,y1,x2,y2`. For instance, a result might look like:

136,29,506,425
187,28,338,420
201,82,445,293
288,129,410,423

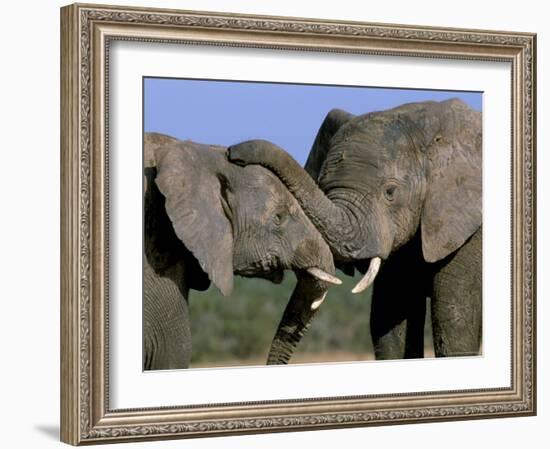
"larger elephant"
229,99,482,359
143,133,341,370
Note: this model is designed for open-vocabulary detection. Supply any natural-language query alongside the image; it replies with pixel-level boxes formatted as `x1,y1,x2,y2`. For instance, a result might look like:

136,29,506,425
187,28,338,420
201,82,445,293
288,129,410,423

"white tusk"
306,267,342,285
351,257,382,294
311,292,328,310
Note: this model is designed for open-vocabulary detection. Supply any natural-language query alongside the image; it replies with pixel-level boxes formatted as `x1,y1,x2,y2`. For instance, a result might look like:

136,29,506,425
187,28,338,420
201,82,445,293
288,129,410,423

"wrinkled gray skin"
143,133,337,370
229,99,482,358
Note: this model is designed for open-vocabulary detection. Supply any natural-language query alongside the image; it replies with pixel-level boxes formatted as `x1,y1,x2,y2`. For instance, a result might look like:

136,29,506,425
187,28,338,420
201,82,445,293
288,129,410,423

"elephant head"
145,133,342,364
228,99,481,292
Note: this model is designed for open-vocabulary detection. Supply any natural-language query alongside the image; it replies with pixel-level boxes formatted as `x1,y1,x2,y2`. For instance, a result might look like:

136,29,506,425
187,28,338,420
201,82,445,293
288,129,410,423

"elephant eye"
384,185,397,201
273,210,288,226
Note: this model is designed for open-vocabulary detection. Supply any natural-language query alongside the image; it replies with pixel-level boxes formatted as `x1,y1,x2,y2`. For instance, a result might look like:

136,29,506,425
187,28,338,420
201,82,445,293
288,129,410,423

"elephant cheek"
233,233,281,277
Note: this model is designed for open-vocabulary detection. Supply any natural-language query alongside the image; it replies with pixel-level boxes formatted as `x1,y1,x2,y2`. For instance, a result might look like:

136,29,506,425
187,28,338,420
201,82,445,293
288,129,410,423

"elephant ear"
421,101,482,263
304,108,354,180
154,141,234,296
144,132,181,170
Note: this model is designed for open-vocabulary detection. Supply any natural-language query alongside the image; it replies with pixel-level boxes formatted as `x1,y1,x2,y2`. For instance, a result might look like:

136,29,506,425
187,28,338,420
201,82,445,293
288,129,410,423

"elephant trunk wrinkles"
267,236,335,364
267,274,327,365
229,140,361,261
267,321,312,364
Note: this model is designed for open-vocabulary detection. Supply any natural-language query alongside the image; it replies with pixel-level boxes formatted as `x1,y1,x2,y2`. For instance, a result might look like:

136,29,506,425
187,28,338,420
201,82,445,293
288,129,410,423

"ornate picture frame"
60,3,536,445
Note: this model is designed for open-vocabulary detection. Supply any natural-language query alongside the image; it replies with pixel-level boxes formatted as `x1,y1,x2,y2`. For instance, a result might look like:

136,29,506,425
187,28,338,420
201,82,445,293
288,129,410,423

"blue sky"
144,78,482,165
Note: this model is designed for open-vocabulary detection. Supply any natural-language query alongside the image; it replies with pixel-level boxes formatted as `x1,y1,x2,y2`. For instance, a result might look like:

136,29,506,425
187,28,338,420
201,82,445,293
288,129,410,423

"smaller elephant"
229,99,482,359
143,133,341,370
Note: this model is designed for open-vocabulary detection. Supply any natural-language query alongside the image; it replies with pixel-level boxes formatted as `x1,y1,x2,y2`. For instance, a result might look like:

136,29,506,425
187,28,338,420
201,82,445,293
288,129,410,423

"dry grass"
191,346,436,369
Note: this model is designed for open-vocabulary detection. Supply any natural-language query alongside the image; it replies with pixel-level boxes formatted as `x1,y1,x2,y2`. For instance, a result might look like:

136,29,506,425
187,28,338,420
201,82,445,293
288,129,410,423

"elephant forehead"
236,166,288,203
336,116,412,152
322,137,413,177
237,166,304,219
318,146,424,197
241,165,292,194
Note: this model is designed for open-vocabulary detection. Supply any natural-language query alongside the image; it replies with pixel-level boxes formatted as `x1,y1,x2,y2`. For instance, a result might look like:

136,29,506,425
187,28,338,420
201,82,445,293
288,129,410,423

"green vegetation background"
190,271,434,367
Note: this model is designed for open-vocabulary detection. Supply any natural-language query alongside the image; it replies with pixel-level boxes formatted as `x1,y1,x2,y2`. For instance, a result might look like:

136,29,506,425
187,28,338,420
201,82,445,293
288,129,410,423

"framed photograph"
60,3,536,445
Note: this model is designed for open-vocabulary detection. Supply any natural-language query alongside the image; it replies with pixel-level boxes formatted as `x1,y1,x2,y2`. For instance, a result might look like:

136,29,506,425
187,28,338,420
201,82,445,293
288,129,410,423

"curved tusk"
306,267,342,285
351,257,382,294
311,292,328,310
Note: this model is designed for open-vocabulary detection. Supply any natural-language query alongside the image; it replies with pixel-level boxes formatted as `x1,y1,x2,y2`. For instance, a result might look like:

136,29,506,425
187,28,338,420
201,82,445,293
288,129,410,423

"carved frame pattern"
60,3,536,445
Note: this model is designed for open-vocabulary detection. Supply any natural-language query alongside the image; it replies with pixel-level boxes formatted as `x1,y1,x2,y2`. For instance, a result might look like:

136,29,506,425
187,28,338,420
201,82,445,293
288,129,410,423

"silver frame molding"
60,3,536,445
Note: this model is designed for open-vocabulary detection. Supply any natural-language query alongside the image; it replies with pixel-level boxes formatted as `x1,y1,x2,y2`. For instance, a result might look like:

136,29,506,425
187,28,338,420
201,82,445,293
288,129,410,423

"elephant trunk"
267,273,328,365
267,235,336,365
229,141,362,261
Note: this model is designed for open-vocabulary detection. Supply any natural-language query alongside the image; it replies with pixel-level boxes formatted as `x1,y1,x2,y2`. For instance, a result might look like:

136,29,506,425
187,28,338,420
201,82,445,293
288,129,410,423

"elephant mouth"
236,267,285,284
263,270,285,284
